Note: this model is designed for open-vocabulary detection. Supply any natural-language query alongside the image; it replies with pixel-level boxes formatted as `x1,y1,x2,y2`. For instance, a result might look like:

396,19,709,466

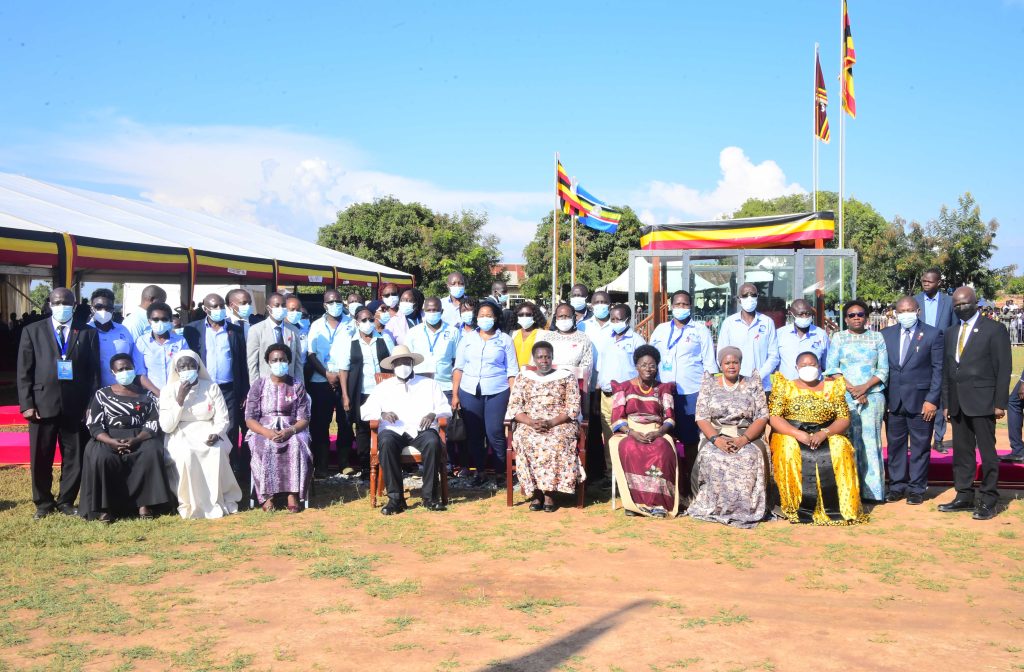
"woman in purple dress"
244,343,313,512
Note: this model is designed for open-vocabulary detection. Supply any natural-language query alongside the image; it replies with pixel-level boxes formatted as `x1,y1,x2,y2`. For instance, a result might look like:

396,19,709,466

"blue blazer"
914,291,954,333
881,322,943,415
183,318,249,401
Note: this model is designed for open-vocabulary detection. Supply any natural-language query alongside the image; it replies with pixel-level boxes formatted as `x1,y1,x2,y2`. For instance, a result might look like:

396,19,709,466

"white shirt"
954,311,980,363
360,375,453,438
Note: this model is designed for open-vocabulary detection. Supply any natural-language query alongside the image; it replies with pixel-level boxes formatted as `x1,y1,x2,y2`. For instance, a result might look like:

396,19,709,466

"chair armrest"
368,420,380,430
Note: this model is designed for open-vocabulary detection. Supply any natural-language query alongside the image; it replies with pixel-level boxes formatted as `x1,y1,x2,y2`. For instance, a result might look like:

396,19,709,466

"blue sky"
1,1,1021,270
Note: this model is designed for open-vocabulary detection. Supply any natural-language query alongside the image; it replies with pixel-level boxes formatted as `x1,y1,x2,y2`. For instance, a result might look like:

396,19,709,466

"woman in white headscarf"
159,349,243,519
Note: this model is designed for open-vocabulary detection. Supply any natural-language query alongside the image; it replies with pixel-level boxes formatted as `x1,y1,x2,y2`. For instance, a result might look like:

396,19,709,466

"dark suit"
1007,368,1024,458
917,291,955,447
184,319,250,498
882,322,943,495
942,315,1011,507
16,319,101,511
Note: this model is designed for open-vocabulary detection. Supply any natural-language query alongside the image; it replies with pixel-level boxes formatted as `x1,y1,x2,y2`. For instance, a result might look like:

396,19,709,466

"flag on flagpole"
815,53,831,143
555,160,623,234
841,0,856,118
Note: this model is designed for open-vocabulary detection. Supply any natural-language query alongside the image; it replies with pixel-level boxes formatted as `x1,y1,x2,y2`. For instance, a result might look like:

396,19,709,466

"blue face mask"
286,310,303,325
150,319,171,335
179,369,198,384
611,321,628,334
497,294,509,303
477,317,495,332
449,285,465,299
672,308,691,322
377,311,391,325
592,304,610,320
269,305,287,322
50,304,73,323
399,301,415,317
460,310,474,325
235,304,254,319
569,297,587,312
424,311,442,326
347,302,361,316
207,307,227,322
325,302,344,318
114,369,136,385
269,361,290,377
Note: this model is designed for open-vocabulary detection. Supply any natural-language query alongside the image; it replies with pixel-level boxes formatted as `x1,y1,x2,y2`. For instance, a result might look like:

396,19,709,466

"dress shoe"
938,498,975,513
885,491,906,503
1000,454,1024,464
56,504,78,517
424,499,447,512
529,500,544,512
380,499,406,516
906,493,924,505
32,508,53,521
972,504,997,521
933,442,949,455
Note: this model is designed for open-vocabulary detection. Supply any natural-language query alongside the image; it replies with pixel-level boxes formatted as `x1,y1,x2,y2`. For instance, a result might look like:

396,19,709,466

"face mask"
517,316,534,330
449,285,465,299
179,369,199,384
92,309,112,325
593,304,610,320
611,321,628,334
114,369,136,385
954,304,976,322
424,311,442,326
896,312,918,330
399,301,415,316
269,305,287,322
269,361,289,377
794,316,813,330
51,304,73,323
555,318,575,333
286,310,303,325
358,321,376,335
740,296,758,313
207,307,227,322
235,304,254,319
383,295,399,309
393,364,413,380
347,302,361,316
150,320,171,335
476,317,495,332
460,310,474,325
672,307,691,322
569,297,587,312
325,302,344,318
377,311,391,325
797,366,821,383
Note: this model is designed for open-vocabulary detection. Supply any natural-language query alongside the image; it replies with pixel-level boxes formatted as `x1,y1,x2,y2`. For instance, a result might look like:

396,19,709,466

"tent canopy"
0,173,411,291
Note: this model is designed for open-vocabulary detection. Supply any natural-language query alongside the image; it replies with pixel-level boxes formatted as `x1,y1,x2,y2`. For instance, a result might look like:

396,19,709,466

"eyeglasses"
846,312,866,318
739,292,758,298
381,292,398,298
357,318,373,323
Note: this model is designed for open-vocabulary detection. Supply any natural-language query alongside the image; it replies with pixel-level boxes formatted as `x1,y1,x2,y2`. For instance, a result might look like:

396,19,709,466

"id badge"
660,359,673,374
57,360,73,380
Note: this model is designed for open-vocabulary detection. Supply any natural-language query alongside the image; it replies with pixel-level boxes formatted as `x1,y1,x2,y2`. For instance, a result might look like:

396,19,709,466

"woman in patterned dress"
159,349,243,519
80,353,173,522
687,346,771,528
769,352,868,525
244,343,313,513
824,299,889,502
507,341,582,512
608,345,680,518
535,302,594,387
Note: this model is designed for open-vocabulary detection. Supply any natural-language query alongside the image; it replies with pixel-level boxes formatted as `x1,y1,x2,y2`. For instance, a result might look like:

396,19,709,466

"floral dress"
506,368,582,495
244,376,313,503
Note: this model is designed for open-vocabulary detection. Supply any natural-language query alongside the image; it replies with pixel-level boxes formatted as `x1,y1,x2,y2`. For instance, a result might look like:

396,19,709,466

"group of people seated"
17,264,1011,524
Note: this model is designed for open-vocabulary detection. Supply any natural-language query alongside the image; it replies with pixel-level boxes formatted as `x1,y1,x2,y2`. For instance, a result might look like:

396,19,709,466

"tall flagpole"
552,152,560,309
570,175,577,286
838,0,846,306
813,42,819,213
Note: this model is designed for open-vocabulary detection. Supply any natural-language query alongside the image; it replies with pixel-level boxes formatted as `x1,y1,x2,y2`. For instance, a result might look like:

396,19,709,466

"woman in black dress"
79,353,173,522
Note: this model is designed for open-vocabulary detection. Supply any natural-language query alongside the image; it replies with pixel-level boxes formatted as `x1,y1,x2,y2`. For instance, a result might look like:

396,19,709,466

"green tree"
317,197,503,297
928,193,1003,298
520,207,644,301
29,282,52,310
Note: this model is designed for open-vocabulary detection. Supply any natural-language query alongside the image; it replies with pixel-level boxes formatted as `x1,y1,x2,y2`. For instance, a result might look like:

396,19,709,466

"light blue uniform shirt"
777,323,829,380
307,316,348,383
649,320,718,395
330,332,395,394
88,320,136,386
439,296,464,328
203,323,234,384
581,317,613,391
454,329,519,396
132,331,186,390
406,322,458,392
121,310,150,343
716,312,781,390
922,294,939,327
596,330,646,393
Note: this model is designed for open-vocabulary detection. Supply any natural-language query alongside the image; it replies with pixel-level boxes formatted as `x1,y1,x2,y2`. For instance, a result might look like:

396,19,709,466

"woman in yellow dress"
768,351,868,525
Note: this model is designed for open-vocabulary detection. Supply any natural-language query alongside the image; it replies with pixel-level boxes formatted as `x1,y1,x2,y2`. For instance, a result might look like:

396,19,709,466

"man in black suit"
183,293,250,501
16,286,101,519
881,296,944,505
938,286,1011,520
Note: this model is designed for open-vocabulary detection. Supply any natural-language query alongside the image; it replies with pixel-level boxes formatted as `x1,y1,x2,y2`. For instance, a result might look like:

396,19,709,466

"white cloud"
636,146,805,223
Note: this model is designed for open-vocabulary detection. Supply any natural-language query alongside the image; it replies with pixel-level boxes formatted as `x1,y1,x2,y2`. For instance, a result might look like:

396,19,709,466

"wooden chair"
504,369,587,508
368,372,449,508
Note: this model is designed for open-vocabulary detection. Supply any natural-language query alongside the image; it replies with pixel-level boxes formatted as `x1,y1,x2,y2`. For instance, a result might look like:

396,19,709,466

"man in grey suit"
246,292,303,384
915,267,955,453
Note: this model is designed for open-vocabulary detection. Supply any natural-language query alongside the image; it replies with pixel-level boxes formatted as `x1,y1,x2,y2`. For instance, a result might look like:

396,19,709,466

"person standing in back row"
247,293,302,384
915,268,955,454
121,284,167,343
306,289,354,478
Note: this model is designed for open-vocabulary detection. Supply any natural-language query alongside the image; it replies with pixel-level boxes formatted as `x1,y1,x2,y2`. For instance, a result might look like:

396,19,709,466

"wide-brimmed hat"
380,344,424,370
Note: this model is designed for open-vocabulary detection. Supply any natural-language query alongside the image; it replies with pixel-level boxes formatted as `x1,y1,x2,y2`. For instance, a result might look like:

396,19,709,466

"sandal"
262,499,276,512
138,507,153,520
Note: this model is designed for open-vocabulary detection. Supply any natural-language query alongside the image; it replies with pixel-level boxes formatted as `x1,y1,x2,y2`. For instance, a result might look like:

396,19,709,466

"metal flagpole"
838,1,846,306
553,152,560,309
570,176,577,285
813,42,819,213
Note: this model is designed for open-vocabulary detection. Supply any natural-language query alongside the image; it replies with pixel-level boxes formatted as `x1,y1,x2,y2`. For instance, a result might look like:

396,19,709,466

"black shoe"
885,491,906,503
470,475,488,488
96,512,114,525
424,499,447,512
972,504,997,520
938,498,975,512
933,442,949,455
32,507,53,520
906,493,924,505
543,503,557,513
380,499,406,516
56,503,78,517
529,500,544,512
1000,454,1024,464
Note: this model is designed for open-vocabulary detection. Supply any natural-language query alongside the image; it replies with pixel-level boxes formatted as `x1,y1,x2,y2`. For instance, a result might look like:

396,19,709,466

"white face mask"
797,366,820,383
794,316,813,330
517,316,534,330
358,321,376,335
393,364,413,380
92,309,112,325
399,301,415,316
896,312,918,330
555,318,575,333
740,296,758,313
383,295,399,308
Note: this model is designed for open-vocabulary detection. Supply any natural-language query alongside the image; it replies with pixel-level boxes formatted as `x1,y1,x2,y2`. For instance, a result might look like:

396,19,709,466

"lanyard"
53,325,70,359
667,322,686,350
425,326,444,356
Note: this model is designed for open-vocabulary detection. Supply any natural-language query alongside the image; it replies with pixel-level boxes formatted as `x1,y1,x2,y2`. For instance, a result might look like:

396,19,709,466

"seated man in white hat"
360,345,453,515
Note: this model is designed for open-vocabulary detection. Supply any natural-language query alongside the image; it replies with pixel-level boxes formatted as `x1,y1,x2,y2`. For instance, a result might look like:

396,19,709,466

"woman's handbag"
447,408,466,442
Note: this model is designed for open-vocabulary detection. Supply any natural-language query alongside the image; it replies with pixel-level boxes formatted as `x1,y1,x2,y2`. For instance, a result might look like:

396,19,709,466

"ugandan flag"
815,53,831,143
842,0,856,118
640,212,835,250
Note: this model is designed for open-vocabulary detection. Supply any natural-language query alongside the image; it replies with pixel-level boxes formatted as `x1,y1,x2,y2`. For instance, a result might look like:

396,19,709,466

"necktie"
900,329,912,365
57,325,66,350
274,326,283,344
956,322,968,359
